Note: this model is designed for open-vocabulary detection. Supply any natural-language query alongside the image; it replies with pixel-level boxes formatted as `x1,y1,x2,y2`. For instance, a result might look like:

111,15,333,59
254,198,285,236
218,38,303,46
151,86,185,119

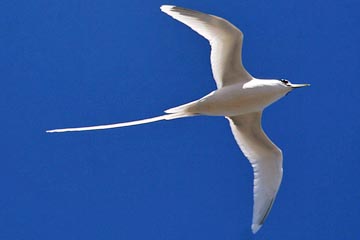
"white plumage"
47,5,309,233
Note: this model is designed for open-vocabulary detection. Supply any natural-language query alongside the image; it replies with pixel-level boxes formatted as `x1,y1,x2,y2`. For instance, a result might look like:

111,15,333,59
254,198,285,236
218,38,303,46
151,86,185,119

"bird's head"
278,79,310,93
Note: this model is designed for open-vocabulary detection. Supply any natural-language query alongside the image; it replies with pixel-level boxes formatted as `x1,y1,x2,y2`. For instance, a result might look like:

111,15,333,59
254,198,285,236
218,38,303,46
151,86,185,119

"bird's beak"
290,83,310,88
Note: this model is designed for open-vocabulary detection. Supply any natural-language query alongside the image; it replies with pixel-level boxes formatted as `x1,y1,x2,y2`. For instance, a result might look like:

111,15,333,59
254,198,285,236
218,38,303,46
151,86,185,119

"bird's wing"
227,112,283,233
161,5,252,89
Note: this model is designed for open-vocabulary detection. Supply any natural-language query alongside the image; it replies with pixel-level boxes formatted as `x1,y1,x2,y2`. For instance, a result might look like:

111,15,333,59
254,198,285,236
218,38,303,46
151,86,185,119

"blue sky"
1,0,359,239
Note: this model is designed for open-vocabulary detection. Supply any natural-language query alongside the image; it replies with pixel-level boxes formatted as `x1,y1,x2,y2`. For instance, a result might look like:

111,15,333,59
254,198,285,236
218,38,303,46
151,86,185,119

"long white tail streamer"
46,113,191,133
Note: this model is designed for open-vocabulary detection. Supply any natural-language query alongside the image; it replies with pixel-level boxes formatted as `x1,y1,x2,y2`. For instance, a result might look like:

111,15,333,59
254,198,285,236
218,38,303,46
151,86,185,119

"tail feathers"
165,100,197,114
46,112,190,133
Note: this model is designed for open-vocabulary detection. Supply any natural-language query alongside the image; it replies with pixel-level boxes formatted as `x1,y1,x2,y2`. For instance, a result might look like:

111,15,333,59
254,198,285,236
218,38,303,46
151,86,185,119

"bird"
47,5,310,233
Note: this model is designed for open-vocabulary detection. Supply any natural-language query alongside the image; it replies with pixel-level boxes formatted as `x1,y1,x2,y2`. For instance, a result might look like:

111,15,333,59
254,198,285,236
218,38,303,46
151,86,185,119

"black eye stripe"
280,79,289,84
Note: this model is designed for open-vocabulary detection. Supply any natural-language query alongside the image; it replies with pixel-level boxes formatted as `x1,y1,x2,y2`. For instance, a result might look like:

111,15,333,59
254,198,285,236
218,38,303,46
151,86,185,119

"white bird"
47,5,309,233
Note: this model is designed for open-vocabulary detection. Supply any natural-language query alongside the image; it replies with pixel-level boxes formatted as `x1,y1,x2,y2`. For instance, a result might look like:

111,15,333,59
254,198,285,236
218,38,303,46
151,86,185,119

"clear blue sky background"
1,0,359,239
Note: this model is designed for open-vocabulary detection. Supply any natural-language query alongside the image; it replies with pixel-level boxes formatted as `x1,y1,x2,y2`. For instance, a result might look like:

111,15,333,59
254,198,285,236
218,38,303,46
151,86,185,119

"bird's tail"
46,112,192,133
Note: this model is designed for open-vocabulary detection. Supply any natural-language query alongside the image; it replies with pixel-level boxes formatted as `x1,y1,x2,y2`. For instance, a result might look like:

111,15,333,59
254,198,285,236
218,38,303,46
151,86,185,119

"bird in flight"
47,5,309,233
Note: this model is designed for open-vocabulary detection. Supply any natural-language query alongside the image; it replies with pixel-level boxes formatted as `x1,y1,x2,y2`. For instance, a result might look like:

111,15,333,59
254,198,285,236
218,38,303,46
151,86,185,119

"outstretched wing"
227,112,283,233
161,5,252,89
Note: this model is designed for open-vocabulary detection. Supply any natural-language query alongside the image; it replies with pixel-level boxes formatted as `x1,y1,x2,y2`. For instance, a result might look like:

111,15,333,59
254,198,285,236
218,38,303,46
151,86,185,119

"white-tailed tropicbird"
47,5,310,233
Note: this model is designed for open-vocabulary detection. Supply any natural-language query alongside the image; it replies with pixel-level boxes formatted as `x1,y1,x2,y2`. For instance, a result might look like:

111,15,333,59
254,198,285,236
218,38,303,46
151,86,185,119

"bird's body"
47,5,309,233
167,80,289,117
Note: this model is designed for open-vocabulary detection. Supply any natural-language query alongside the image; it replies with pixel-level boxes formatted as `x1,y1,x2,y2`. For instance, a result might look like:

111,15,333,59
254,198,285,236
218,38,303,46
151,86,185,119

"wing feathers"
161,5,252,88
227,112,283,233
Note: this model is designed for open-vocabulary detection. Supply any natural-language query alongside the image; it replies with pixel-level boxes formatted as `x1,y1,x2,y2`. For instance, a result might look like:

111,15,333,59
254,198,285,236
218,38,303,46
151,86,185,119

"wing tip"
160,5,176,13
251,223,262,234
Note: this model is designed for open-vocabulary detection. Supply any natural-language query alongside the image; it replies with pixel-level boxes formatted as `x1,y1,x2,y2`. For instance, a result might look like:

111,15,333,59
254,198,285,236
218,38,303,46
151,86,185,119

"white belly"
187,83,285,116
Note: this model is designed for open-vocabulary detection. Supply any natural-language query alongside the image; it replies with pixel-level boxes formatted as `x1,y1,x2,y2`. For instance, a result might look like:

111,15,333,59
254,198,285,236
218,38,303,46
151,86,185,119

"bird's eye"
280,79,289,85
